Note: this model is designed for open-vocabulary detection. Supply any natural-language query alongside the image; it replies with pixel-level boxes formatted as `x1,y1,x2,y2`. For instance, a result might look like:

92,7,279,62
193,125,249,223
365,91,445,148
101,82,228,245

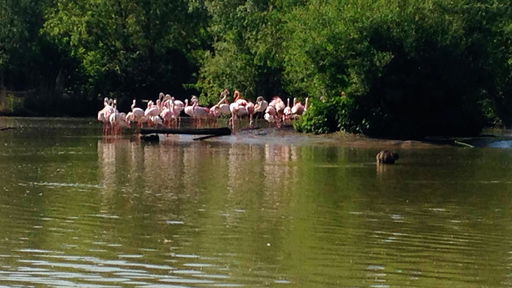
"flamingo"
145,100,160,117
108,108,129,135
219,89,231,116
170,97,185,127
184,98,197,126
253,96,268,126
210,92,229,118
229,90,255,129
160,101,175,127
291,97,305,117
126,99,146,128
265,96,285,127
109,99,120,133
234,92,249,117
97,97,115,134
144,101,161,127
254,96,268,114
184,98,209,127
210,89,232,117
190,95,199,105
283,98,292,123
271,96,286,116
184,99,194,117
264,104,278,126
264,111,276,124
171,97,184,115
150,115,163,127
246,101,255,127
229,100,241,129
192,101,210,126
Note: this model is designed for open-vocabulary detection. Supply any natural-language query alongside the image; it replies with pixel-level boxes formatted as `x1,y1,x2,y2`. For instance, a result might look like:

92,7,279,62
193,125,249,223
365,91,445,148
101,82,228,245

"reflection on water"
2,118,512,287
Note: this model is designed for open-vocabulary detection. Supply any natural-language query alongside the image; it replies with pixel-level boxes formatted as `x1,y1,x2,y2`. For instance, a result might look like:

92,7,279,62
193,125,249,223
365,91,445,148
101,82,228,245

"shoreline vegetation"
1,115,510,150
2,1,512,139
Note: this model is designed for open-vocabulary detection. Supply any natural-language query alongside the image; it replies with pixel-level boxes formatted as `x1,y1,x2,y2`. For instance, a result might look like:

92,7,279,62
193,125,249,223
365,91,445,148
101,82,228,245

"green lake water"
1,117,512,287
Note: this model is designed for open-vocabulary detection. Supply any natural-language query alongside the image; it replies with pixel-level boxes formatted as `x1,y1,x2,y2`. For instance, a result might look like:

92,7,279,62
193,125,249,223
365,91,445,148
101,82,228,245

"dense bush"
284,0,512,138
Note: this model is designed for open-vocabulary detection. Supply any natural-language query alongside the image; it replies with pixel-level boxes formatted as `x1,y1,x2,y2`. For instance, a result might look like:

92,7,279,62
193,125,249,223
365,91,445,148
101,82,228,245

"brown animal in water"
376,150,399,164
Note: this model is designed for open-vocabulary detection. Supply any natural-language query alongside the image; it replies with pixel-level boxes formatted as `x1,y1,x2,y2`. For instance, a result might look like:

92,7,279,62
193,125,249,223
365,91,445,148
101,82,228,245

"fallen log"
0,127,16,131
140,127,231,136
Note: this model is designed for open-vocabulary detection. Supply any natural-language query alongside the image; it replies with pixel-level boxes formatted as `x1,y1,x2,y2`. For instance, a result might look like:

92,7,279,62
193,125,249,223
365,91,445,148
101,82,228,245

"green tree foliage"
43,0,207,108
195,0,296,104
0,0,77,115
289,0,512,138
0,0,51,89
3,0,512,138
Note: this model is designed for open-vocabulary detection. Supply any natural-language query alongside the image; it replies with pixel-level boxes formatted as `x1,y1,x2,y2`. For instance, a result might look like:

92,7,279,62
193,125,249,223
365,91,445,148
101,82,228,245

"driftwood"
140,127,231,142
140,127,231,136
0,127,15,131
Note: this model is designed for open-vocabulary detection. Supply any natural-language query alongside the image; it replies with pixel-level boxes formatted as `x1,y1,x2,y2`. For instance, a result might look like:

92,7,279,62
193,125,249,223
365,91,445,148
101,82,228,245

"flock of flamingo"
97,89,308,134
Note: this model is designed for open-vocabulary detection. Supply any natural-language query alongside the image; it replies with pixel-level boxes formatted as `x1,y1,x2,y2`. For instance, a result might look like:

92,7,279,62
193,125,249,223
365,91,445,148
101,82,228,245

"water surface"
1,117,512,287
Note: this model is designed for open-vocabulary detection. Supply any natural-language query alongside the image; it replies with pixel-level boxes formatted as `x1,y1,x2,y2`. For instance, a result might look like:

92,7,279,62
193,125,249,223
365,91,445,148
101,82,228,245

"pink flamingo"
271,96,286,116
150,115,163,127
264,104,278,126
210,92,228,118
184,98,194,117
184,98,197,127
160,101,175,127
229,90,250,129
144,101,161,127
97,97,114,134
210,89,231,118
234,91,249,117
283,97,292,123
253,96,268,126
192,101,210,127
246,101,255,127
254,96,268,114
265,96,285,127
171,97,185,127
144,101,160,117
219,89,231,116
126,99,146,128
108,100,129,134
291,97,305,117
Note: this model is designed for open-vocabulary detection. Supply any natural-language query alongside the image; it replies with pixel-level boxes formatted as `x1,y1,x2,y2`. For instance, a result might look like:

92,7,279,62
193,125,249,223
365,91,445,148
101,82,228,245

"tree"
288,0,512,137
43,0,207,109
0,0,47,90
196,0,297,104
